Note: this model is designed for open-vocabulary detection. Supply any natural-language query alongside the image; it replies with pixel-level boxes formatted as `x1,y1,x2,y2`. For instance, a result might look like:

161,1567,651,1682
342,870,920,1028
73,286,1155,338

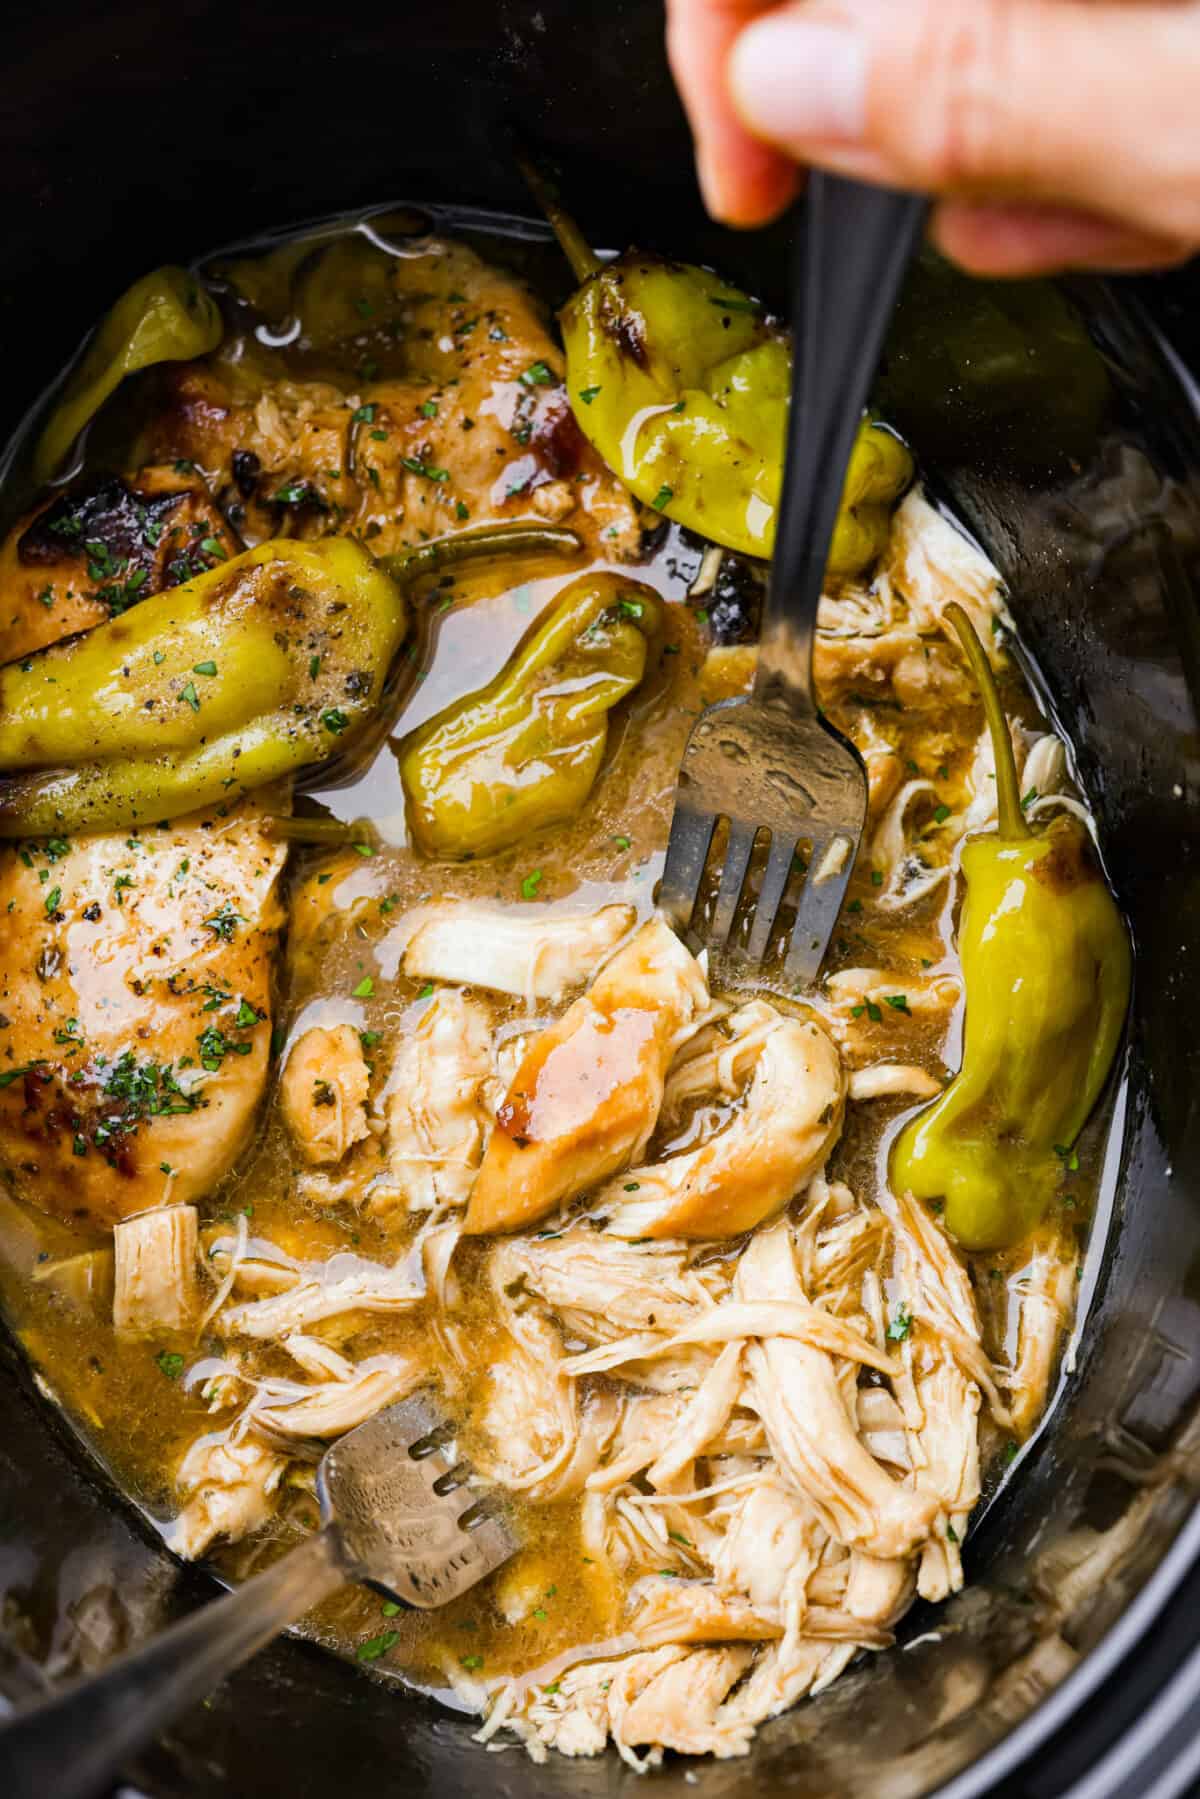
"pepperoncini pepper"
520,159,912,572
0,522,579,836
398,571,662,859
34,267,223,482
890,603,1131,1251
562,254,910,570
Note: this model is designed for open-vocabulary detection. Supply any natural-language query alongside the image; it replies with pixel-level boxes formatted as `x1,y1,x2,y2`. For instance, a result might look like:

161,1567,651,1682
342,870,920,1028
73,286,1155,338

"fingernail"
696,142,737,223
731,12,867,145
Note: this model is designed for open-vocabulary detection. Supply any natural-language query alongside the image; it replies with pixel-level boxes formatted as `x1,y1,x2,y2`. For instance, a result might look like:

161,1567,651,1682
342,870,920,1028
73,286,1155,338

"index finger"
666,0,800,224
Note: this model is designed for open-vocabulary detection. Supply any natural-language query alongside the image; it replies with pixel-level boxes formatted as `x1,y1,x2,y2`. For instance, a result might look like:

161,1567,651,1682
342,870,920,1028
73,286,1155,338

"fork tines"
658,700,866,987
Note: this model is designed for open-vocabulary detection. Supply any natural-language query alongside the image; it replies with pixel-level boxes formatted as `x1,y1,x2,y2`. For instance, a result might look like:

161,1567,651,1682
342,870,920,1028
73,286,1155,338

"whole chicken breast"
0,801,286,1228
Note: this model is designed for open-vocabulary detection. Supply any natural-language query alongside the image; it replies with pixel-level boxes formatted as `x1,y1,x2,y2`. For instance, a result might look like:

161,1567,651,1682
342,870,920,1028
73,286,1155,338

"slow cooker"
3,2,1200,1793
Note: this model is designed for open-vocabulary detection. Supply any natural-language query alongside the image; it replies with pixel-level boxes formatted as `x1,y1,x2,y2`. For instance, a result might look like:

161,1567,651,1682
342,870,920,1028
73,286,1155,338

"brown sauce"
0,206,1112,1707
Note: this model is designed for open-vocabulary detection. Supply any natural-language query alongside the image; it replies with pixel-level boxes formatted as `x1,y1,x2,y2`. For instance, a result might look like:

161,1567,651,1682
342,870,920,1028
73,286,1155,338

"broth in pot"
0,201,1128,1764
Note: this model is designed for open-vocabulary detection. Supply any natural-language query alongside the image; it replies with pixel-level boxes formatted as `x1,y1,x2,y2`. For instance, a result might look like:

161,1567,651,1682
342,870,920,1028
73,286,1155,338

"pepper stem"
514,151,603,283
945,601,1029,840
261,814,377,848
379,523,580,587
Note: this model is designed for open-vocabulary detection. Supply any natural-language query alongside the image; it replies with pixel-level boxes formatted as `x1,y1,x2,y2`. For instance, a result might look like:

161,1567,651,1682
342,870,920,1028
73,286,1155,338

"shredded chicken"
598,1001,845,1239
280,1024,369,1165
888,488,1012,651
112,1206,199,1333
1007,1224,1080,1438
849,1064,943,1102
217,1251,423,1340
400,901,635,1002
736,1221,937,1558
167,1434,288,1560
465,916,709,1235
380,990,493,1213
490,1230,719,1343
250,1353,425,1442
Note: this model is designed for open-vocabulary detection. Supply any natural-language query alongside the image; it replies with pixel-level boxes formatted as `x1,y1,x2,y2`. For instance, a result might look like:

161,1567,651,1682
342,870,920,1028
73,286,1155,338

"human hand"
666,0,1200,274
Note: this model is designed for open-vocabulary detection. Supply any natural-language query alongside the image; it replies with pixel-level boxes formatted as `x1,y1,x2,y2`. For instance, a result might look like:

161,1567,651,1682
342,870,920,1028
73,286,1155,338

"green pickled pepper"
517,161,913,575
890,602,1131,1251
0,522,579,836
398,571,661,859
34,266,223,482
560,253,912,570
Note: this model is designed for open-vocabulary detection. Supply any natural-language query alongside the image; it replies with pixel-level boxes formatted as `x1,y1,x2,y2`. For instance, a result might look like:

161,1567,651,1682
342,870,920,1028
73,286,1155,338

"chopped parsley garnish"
616,597,644,619
44,886,61,916
521,869,543,900
933,804,951,825
887,1304,914,1342
180,681,200,713
357,1631,400,1663
578,385,601,405
197,1026,254,1071
455,501,470,520
459,1654,484,1671
198,538,226,561
360,1030,383,1050
884,994,910,1014
352,403,378,425
155,1351,185,1380
192,660,218,677
202,904,246,942
352,976,375,999
650,485,674,511
102,1051,200,1125
0,1062,44,1089
309,655,321,679
420,399,439,418
612,834,632,851
520,360,555,387
1053,1143,1081,1172
321,708,351,734
401,456,450,482
708,293,762,314
416,983,434,1001
272,481,311,504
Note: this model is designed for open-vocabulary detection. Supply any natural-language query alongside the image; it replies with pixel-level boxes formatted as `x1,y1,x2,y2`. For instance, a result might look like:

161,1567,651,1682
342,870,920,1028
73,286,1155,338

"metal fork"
1,1392,516,1799
660,175,927,986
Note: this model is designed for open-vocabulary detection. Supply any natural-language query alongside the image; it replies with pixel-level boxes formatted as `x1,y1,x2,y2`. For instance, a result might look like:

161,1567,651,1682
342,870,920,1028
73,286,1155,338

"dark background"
5,3,1200,1797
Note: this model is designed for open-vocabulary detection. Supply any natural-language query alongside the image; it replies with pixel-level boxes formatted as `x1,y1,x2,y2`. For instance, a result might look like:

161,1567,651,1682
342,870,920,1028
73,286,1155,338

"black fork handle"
754,175,928,714
0,1529,346,1799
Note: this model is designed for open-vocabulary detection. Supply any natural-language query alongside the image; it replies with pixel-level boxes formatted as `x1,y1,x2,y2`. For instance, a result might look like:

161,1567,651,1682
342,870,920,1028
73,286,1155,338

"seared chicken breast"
0,801,285,1227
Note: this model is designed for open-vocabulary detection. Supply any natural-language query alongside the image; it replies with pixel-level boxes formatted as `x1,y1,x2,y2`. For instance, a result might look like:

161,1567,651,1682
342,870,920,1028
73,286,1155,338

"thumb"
728,0,1200,248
